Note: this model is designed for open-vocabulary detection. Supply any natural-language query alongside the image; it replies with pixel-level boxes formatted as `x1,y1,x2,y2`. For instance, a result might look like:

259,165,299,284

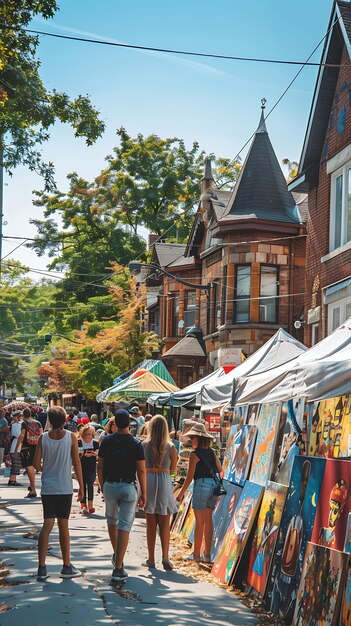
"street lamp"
44,334,81,345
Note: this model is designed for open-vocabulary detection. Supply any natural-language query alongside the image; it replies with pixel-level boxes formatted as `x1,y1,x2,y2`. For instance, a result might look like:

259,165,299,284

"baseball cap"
114,409,130,428
129,406,139,415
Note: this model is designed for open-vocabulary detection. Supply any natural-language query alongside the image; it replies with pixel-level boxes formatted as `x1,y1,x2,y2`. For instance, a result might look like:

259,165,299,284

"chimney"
200,158,214,195
148,233,159,250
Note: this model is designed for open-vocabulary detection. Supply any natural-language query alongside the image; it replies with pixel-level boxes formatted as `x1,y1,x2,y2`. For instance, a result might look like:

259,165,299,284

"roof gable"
151,243,186,268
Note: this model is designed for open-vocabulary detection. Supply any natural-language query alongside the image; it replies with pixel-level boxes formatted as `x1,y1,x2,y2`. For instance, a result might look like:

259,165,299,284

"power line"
0,23,348,68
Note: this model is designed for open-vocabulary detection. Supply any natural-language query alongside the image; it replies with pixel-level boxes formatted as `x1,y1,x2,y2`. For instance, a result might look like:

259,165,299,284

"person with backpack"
15,407,43,498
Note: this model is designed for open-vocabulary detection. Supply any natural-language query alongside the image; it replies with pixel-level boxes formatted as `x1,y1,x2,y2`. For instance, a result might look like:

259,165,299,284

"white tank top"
41,430,73,495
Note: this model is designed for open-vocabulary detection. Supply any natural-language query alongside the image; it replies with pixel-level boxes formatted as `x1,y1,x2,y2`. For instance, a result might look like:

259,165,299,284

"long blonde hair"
146,414,170,467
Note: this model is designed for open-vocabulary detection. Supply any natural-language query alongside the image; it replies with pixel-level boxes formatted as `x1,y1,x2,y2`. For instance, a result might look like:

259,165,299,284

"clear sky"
3,0,332,273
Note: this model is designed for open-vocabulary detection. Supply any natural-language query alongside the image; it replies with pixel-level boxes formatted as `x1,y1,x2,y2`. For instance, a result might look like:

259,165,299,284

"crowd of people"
0,403,223,584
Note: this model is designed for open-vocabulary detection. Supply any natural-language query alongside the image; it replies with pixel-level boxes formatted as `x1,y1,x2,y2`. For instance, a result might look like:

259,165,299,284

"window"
221,266,228,325
172,294,179,336
328,295,351,334
330,162,351,251
311,323,319,346
259,266,278,323
235,266,251,323
148,307,159,335
184,292,196,331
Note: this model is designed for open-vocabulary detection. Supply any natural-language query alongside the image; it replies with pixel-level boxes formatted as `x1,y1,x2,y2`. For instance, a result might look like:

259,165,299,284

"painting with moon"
265,455,326,624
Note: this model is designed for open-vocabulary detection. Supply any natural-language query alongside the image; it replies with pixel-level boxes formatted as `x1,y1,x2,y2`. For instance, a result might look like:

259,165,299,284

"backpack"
26,420,42,446
65,417,78,433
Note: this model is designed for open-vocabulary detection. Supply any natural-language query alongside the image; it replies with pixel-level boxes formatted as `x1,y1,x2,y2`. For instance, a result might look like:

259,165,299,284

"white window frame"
311,323,319,346
328,295,351,334
330,161,351,252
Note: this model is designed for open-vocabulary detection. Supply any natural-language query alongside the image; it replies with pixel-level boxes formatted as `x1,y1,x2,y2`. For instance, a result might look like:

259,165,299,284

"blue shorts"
104,481,137,532
193,477,218,511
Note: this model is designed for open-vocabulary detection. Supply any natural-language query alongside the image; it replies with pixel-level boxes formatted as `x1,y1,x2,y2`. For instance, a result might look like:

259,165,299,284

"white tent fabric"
200,328,307,411
147,367,226,407
234,318,351,405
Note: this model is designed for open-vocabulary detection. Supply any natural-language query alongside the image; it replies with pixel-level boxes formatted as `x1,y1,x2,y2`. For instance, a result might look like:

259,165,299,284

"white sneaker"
183,553,202,562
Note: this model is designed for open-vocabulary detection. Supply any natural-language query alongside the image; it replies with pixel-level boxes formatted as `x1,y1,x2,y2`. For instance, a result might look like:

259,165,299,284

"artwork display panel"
308,396,351,459
341,557,351,626
311,459,351,552
182,505,195,540
271,399,304,486
249,402,281,486
345,514,351,554
211,480,243,562
265,455,326,624
172,485,193,535
227,425,257,487
246,404,260,425
293,542,347,626
247,481,288,596
212,480,263,584
222,424,241,480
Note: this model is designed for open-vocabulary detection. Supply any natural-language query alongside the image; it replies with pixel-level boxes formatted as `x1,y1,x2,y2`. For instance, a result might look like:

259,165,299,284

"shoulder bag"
195,448,227,496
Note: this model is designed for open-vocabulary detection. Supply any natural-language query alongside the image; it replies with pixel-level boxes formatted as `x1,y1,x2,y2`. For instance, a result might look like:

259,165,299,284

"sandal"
142,559,156,568
162,558,173,571
25,492,37,498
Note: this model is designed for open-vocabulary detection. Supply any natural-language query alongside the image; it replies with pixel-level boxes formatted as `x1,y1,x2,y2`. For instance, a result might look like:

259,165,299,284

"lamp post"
44,334,81,345
129,261,212,332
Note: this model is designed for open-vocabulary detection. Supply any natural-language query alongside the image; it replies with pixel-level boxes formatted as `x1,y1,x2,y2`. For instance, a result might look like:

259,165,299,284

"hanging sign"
218,348,243,367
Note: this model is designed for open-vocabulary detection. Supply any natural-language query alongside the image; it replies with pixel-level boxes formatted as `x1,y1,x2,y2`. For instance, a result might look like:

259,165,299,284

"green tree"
0,1,104,189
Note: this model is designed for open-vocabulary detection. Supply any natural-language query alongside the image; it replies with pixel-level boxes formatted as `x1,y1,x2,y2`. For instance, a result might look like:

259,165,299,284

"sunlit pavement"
0,474,258,626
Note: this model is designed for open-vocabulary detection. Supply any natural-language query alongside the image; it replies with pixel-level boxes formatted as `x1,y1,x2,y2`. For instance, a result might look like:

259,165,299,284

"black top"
99,433,144,483
78,439,99,472
193,447,217,480
21,419,43,449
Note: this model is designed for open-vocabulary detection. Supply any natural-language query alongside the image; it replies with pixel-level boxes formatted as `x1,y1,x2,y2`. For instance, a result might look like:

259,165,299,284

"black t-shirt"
78,439,99,471
99,433,144,483
21,419,43,449
193,448,217,480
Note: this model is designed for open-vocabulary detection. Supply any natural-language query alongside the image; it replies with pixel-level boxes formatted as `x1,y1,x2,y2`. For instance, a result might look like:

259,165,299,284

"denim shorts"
104,481,137,532
193,477,218,511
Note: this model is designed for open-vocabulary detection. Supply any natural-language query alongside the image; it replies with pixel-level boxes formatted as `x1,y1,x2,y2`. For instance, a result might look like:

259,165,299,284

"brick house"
290,0,351,346
145,107,306,384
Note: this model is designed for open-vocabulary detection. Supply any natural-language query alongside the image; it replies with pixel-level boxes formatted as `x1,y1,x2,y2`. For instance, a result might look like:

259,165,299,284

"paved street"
0,476,258,626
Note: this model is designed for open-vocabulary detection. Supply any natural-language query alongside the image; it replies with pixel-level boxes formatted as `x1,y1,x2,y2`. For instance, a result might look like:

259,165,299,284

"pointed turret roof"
202,157,214,181
221,105,301,224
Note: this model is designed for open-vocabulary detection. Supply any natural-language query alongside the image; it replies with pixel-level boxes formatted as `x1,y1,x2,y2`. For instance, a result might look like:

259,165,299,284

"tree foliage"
0,1,104,189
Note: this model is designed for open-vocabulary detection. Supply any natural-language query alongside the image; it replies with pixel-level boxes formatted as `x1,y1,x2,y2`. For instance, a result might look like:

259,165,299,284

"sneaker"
8,481,23,486
111,567,128,583
183,553,202,562
37,565,48,581
25,492,37,498
59,564,82,578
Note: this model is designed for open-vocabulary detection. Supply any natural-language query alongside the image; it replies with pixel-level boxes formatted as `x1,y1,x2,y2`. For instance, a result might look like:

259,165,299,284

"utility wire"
0,22,348,68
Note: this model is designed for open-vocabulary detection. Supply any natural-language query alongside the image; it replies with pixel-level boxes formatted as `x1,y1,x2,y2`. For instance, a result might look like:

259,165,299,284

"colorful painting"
271,400,304,486
247,481,288,596
172,485,193,535
211,481,242,562
308,396,351,459
345,514,351,554
246,403,260,425
293,542,347,626
222,424,241,479
181,505,195,540
265,455,326,624
212,480,263,584
311,459,351,552
233,404,248,424
227,425,257,486
341,557,351,626
249,402,281,486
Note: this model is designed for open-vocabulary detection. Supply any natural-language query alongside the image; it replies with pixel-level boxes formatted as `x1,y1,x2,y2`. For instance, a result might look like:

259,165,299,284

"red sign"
205,414,221,433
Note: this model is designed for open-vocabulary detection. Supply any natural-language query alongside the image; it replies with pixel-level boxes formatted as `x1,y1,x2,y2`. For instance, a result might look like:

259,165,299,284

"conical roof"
222,108,301,224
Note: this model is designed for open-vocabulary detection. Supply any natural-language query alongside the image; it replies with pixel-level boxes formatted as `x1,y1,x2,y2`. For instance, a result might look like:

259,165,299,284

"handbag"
195,449,227,496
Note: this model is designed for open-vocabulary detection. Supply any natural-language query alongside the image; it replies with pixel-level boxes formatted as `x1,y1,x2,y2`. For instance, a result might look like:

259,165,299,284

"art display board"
345,514,351,554
182,505,195,540
211,481,243,562
341,557,351,626
172,485,193,535
233,404,248,424
308,396,351,459
293,542,347,626
246,404,260,425
247,481,288,596
222,424,242,479
265,455,326,624
227,425,257,487
311,459,351,552
249,402,281,486
212,480,263,584
271,399,304,486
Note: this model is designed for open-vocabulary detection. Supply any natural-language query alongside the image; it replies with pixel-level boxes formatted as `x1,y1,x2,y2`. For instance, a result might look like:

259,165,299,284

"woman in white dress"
142,415,178,570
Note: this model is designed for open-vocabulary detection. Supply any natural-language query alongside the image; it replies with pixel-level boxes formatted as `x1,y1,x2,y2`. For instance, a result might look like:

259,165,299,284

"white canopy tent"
147,367,226,407
234,318,351,405
199,328,307,411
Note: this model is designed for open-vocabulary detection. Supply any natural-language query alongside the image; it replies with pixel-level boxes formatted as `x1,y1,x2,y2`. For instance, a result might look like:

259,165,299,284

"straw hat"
186,422,213,439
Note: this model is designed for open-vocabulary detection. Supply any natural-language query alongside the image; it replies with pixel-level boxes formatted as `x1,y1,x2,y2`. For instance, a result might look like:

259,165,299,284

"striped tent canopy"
96,359,176,402
97,368,179,402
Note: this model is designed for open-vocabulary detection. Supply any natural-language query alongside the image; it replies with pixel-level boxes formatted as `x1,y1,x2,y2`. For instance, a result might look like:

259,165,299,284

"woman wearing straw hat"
176,422,222,563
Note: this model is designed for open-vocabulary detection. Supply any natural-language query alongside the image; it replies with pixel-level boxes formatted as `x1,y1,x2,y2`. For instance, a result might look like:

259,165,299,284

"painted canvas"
227,425,257,486
271,400,304,486
212,481,263,584
341,557,351,626
211,481,242,562
172,485,193,535
222,424,242,480
181,505,195,540
246,403,260,425
308,396,351,459
344,513,351,554
249,402,281,486
293,542,347,626
265,455,326,624
233,404,248,424
247,481,288,596
311,459,351,552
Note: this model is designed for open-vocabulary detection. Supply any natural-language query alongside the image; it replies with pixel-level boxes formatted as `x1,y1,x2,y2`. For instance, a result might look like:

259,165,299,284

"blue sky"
4,0,332,271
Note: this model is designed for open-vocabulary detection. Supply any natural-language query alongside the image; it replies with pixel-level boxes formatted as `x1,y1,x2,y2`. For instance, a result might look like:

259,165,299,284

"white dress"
143,441,178,515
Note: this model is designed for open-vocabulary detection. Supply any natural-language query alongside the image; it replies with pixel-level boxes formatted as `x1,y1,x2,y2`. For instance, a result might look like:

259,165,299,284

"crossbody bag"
195,448,227,496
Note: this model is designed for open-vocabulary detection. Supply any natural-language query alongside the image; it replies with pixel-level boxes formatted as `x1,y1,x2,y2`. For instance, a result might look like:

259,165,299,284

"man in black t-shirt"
98,409,146,583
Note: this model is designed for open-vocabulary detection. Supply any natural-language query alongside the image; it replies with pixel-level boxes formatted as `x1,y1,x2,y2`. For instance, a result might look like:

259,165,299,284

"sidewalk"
0,477,259,626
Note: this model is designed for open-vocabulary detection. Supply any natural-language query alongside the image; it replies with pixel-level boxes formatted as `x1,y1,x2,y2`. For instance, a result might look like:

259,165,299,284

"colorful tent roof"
99,369,179,402
97,359,176,402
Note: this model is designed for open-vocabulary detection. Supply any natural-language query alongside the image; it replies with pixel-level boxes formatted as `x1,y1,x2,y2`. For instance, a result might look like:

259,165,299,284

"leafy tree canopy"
0,1,104,189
